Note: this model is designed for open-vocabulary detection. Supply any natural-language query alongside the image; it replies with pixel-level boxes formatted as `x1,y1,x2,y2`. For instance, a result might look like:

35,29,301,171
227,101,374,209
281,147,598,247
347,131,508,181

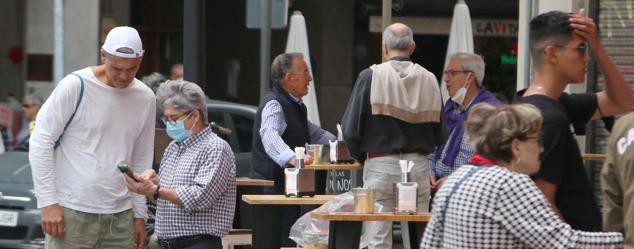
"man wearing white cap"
29,26,155,249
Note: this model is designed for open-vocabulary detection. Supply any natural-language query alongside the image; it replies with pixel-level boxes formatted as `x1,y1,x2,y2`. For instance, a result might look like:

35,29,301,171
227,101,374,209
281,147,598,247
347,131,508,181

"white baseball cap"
102,26,144,58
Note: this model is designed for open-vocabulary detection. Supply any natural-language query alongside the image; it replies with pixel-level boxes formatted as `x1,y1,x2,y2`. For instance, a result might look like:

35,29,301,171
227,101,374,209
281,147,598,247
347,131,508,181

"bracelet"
153,185,161,201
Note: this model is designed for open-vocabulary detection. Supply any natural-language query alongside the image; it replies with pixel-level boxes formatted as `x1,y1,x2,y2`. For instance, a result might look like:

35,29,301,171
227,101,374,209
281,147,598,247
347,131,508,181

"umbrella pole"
260,0,272,100
382,0,391,30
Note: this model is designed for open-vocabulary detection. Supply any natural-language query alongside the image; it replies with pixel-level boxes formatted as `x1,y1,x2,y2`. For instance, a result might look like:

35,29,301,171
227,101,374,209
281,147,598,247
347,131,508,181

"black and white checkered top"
155,126,236,239
421,164,623,248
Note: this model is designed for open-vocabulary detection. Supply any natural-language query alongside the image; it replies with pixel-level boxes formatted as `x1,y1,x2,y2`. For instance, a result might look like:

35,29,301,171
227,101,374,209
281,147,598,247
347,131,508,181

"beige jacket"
602,112,634,248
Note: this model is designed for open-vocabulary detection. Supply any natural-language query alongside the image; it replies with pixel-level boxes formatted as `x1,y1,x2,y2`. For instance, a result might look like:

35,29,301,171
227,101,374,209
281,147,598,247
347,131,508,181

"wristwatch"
153,185,161,201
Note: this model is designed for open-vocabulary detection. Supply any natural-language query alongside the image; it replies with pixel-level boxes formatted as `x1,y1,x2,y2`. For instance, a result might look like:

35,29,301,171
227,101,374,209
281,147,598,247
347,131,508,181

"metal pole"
183,0,200,84
517,0,533,91
54,0,64,84
382,0,391,30
259,0,272,100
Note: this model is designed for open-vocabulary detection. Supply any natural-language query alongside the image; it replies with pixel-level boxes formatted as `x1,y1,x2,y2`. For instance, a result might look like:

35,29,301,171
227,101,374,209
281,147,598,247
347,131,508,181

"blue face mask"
165,112,196,142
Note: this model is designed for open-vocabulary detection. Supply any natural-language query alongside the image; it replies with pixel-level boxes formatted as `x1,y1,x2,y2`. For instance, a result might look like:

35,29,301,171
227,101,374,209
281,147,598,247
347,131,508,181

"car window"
230,113,253,152
208,111,226,127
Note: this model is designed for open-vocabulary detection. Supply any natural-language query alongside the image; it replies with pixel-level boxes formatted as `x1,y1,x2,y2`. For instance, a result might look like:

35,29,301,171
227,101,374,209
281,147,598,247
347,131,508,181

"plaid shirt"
155,126,236,239
427,128,474,178
422,165,623,248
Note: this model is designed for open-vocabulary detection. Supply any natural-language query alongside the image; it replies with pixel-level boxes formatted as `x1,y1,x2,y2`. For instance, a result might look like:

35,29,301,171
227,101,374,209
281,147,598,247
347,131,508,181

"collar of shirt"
287,92,303,105
175,125,213,148
389,56,411,62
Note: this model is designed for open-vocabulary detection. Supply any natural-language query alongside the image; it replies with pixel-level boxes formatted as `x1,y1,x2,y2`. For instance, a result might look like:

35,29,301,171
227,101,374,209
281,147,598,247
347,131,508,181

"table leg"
408,222,425,249
328,221,362,249
251,204,282,249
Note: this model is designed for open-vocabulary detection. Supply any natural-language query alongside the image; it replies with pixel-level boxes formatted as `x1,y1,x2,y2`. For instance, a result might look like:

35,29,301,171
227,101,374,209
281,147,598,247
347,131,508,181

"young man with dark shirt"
517,9,634,231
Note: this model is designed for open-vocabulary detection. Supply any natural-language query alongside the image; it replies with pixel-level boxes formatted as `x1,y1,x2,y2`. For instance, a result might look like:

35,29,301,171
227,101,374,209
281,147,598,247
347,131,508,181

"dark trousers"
158,235,221,249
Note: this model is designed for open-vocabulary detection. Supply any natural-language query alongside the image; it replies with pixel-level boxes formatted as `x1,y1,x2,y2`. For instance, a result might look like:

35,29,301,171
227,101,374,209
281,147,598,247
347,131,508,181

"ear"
544,45,559,65
283,72,292,84
409,41,416,55
511,139,521,159
100,49,106,63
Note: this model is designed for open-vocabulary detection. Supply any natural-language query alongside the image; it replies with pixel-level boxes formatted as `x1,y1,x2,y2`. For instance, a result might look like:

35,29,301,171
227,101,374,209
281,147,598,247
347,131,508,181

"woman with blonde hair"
421,103,623,248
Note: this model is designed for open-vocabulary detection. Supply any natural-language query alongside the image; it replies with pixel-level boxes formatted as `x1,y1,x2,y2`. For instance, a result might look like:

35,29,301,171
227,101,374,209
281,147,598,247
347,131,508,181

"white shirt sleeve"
29,74,83,208
129,96,156,219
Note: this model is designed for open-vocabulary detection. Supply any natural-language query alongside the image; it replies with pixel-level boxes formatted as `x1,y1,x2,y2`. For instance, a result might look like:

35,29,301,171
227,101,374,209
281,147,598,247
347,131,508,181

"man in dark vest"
251,53,335,246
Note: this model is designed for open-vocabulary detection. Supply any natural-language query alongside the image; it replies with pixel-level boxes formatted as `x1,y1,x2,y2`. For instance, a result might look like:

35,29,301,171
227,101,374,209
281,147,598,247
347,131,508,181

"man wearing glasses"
428,53,500,193
518,10,634,231
29,26,155,249
251,53,335,246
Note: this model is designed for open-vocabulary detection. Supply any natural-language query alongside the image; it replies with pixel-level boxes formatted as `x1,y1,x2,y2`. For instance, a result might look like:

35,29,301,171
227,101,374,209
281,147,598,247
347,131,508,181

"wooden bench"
222,229,252,249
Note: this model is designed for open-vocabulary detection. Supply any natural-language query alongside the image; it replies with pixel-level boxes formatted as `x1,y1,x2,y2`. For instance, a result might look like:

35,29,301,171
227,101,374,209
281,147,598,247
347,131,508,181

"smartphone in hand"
117,163,139,182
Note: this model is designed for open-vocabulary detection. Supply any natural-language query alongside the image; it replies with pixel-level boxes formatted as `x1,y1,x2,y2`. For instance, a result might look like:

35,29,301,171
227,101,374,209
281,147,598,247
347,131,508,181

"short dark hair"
529,11,573,65
270,53,303,88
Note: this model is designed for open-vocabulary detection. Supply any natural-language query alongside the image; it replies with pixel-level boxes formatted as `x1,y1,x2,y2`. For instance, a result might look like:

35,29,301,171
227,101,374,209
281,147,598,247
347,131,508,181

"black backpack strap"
53,72,85,149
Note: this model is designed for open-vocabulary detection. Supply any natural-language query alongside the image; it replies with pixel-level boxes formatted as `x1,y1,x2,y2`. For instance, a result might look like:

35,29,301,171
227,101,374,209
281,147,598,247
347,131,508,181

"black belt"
158,234,218,249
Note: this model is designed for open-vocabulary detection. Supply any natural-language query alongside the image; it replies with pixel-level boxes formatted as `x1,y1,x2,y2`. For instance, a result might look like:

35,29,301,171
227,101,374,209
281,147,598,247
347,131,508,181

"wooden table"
582,153,606,161
236,177,274,186
242,195,334,249
305,162,362,170
233,178,275,230
311,212,430,249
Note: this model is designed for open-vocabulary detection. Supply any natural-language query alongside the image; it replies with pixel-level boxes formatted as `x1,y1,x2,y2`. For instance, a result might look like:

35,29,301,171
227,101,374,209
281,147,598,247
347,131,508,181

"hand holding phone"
117,163,139,182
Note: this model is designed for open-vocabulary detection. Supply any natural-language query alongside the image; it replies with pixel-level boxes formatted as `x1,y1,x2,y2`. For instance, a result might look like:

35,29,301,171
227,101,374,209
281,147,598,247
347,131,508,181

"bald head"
382,23,414,51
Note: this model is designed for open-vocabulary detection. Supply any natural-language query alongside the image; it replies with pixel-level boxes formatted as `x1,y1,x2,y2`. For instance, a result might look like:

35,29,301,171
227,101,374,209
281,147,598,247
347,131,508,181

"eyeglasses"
443,69,471,77
22,103,35,108
553,43,588,54
161,111,192,125
288,71,311,77
521,135,543,146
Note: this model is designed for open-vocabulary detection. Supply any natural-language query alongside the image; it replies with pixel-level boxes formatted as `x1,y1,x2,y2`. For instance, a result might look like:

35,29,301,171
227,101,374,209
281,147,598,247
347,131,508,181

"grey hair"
449,52,486,86
23,94,43,106
155,80,208,125
465,103,543,164
270,53,303,88
141,72,167,93
382,23,414,51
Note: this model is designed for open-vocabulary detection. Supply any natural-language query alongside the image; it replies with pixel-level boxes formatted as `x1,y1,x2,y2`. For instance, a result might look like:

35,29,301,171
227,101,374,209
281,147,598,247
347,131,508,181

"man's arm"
259,100,294,166
30,74,83,207
29,74,84,237
307,122,335,145
129,96,156,220
569,11,634,119
341,69,372,162
534,178,565,221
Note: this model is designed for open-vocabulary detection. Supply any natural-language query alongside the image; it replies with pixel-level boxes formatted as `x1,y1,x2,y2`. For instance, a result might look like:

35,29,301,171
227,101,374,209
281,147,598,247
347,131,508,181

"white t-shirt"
29,67,156,218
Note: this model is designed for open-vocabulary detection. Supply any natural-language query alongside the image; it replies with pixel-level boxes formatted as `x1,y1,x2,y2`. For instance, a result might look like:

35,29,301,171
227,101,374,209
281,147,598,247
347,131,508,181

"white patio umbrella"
441,0,474,102
285,11,321,126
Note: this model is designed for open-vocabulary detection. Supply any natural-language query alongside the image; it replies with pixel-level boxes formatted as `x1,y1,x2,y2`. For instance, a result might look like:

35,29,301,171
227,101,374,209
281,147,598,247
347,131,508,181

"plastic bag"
289,192,383,249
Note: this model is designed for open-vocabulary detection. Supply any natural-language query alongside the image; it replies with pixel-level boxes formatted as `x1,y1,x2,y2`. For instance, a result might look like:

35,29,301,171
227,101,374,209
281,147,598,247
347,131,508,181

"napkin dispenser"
394,160,418,214
285,147,316,197
328,124,355,164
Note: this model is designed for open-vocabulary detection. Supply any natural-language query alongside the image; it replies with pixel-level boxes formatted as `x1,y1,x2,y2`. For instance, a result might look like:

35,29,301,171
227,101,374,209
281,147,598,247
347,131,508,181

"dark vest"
251,86,310,193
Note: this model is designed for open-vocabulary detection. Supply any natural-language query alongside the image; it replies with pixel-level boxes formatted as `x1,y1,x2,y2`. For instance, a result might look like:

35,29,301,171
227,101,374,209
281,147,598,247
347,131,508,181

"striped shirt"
260,98,335,167
155,126,236,239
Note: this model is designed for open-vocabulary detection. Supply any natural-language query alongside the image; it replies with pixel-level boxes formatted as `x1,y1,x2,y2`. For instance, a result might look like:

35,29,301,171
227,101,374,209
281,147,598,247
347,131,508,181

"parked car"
0,151,44,249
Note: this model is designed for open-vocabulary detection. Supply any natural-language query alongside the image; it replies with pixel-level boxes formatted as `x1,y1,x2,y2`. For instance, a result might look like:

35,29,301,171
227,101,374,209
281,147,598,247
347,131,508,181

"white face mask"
451,72,472,105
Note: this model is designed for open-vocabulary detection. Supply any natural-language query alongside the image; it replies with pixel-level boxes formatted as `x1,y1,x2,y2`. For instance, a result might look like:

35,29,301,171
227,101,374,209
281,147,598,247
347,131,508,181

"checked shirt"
155,126,236,239
421,165,623,248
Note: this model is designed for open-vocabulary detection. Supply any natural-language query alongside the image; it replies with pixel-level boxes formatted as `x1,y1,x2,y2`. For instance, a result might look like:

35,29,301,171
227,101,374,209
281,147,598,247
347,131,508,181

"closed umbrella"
285,11,321,126
441,0,474,102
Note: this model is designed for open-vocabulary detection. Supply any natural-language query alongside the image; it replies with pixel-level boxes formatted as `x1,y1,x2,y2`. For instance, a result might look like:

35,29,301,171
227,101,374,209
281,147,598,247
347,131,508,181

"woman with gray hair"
422,103,623,248
123,80,236,249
